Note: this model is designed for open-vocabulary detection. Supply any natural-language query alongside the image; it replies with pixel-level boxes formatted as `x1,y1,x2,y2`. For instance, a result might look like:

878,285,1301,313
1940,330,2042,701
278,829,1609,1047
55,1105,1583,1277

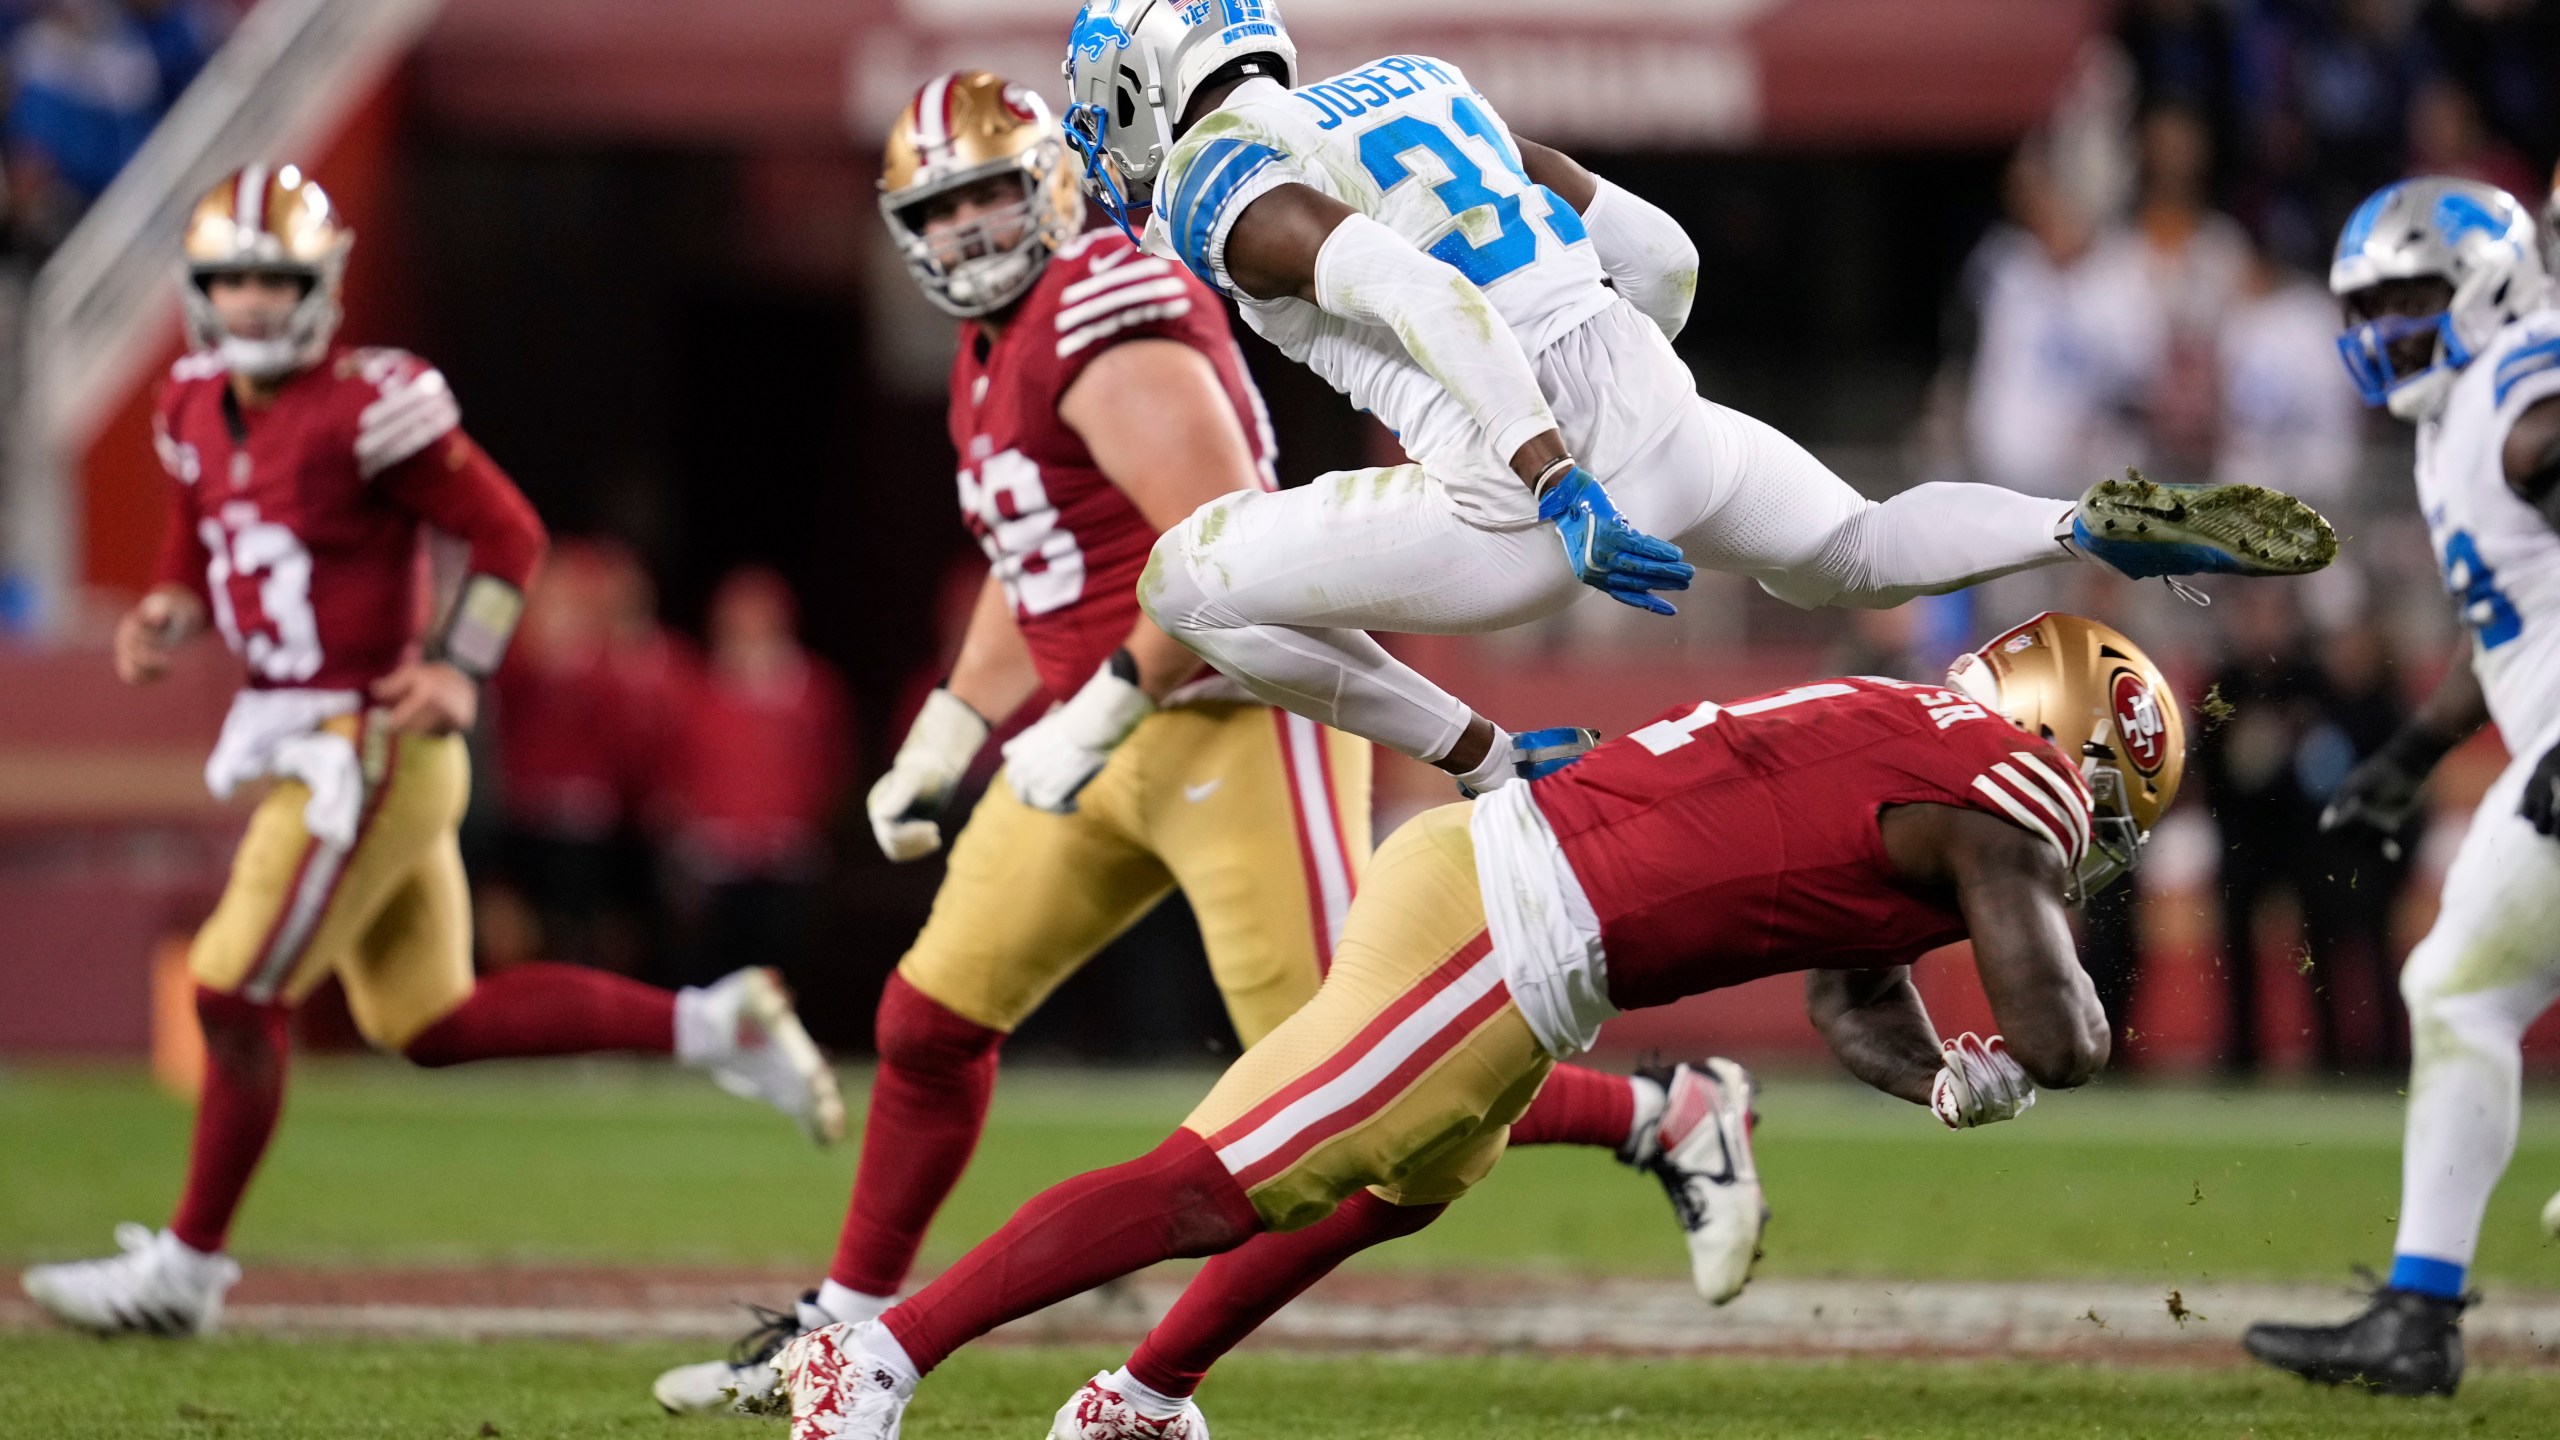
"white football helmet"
2329,177,2548,421
1061,0,1296,235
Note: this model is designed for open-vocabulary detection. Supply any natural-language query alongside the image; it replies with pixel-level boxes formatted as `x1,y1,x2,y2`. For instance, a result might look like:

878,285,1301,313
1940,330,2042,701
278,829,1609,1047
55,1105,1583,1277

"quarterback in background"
652,72,1760,1415
770,611,2184,1440
1059,0,2333,795
19,166,842,1340
2245,180,2560,1397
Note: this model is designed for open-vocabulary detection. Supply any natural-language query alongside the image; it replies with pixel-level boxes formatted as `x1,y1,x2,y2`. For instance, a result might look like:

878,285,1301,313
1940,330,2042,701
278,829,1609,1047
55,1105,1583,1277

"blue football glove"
1537,466,1694,616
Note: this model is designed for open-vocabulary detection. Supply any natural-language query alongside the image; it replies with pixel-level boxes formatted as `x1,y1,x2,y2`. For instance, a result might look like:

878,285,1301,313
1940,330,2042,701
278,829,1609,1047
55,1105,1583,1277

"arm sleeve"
374,431,547,590
1312,212,1558,466
1583,176,1698,342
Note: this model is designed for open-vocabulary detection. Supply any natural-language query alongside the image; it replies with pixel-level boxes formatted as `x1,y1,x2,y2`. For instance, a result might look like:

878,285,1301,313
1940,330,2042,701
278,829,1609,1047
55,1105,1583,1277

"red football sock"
168,988,292,1254
882,1131,1260,1376
401,962,674,1066
829,975,1004,1297
1127,1188,1445,1398
1507,1062,1637,1150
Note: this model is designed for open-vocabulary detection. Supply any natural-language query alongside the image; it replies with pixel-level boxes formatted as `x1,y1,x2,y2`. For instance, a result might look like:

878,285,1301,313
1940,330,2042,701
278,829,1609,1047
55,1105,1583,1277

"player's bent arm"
2502,393,2560,531
373,432,548,734
1805,967,1943,1106
1934,808,2108,1089
1516,138,1697,342
1058,337,1263,701
1222,183,1566,488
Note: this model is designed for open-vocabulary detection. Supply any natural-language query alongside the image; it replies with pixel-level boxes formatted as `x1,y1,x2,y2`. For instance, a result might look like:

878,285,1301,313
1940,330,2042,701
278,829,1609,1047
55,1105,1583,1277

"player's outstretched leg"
19,987,271,1337
402,962,843,1145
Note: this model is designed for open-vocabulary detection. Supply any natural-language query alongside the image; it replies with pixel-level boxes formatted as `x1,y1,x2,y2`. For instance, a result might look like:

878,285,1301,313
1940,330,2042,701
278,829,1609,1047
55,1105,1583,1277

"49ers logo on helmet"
2111,670,2167,776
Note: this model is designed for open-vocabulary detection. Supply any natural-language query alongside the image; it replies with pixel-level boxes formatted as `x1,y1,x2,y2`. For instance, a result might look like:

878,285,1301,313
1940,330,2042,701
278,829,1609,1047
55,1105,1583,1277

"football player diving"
1052,0,2334,796
767,611,2183,1440
20,166,842,1340
651,72,1765,1415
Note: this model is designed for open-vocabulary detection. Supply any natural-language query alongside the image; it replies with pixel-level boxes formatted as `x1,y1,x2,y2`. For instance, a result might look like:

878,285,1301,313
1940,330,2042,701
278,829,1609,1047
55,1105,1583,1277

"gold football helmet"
1946,611,2186,902
180,163,353,380
880,70,1084,318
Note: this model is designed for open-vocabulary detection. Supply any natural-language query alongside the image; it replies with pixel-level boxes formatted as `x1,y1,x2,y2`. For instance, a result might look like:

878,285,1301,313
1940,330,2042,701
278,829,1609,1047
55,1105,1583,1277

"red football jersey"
1530,677,2095,1011
153,346,541,694
948,228,1275,702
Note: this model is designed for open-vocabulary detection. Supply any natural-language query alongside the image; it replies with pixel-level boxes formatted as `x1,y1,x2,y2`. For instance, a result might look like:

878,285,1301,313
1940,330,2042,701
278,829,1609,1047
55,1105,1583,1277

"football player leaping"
650,72,1764,1415
767,611,2179,1440
1057,0,2335,794
2243,181,2560,1398
18,167,842,1340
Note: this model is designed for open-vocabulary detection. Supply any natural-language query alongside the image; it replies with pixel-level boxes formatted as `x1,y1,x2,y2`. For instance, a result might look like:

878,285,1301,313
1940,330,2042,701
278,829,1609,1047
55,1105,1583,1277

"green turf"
7,1062,2560,1287
0,1335,2554,1440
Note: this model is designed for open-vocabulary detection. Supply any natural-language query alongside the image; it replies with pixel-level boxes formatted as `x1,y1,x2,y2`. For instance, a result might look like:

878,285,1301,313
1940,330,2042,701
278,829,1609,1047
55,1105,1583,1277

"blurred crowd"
467,542,855,994
1945,0,2560,1073
0,0,230,256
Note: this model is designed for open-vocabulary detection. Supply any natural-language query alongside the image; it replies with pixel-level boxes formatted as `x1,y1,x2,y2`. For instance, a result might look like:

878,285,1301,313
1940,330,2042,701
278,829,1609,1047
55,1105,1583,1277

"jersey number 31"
1358,96,1588,287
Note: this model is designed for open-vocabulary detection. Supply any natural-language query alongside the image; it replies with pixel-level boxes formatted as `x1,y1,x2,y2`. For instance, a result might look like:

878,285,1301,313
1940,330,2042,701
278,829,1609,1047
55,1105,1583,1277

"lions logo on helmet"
880,71,1085,318
1061,0,1297,237
2331,178,2550,421
181,164,352,381
1946,612,2186,905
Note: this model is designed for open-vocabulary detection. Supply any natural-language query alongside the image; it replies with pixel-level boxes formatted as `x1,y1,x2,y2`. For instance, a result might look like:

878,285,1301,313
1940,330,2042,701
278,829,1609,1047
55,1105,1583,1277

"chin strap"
432,573,526,679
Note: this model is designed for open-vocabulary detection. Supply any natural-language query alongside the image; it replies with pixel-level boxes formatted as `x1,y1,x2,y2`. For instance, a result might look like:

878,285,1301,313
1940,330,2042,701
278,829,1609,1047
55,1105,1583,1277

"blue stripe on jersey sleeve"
2494,335,2560,408
1170,138,1283,287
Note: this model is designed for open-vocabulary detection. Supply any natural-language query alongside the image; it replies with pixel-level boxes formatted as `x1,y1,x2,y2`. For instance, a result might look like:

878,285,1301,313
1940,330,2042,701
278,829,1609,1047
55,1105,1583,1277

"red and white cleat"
771,1321,913,1440
1049,1372,1211,1440
1629,1057,1766,1305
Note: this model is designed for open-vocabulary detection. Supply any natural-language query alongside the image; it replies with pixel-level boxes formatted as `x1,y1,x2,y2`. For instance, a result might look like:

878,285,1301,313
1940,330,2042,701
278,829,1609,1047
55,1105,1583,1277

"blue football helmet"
2330,178,2547,420
1060,0,1296,238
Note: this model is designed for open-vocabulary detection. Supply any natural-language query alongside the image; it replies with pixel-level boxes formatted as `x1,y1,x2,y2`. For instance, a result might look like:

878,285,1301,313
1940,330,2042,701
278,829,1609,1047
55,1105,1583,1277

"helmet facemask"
885,159,1062,318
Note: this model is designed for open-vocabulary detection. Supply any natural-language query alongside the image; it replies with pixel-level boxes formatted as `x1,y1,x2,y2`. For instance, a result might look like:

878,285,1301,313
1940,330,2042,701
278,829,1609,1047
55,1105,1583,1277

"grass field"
9,1060,2560,1439
11,1061,2560,1284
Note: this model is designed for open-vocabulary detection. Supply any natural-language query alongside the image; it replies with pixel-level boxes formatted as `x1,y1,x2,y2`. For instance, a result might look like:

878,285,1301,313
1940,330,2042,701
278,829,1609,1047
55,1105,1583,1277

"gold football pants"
1178,802,1551,1230
898,702,1370,1048
188,712,475,1050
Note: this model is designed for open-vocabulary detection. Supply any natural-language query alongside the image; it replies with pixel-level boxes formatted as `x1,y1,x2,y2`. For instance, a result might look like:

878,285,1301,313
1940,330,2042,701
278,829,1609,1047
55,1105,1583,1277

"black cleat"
2242,1283,2469,1397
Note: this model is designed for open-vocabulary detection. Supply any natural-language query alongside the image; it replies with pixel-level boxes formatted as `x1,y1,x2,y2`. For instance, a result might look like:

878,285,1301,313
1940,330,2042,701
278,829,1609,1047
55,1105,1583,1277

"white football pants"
2391,738,2560,1271
1143,300,2078,763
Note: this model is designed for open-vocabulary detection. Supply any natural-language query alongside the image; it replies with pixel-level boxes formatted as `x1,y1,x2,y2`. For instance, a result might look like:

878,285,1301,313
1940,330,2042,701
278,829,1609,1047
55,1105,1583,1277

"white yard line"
8,1276,2560,1360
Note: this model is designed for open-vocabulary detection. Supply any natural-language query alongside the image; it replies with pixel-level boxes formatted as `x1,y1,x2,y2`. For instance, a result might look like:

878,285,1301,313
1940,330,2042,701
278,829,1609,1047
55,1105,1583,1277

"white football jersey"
2416,304,2560,753
1144,58,1614,521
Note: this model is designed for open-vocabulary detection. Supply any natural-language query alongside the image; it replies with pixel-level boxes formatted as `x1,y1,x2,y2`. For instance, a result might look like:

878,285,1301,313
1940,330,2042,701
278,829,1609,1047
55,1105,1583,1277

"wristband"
1530,456,1578,497
435,574,525,679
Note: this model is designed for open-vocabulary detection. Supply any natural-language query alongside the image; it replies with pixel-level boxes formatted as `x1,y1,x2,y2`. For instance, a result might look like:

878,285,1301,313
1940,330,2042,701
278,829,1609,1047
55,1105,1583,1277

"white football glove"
1928,1032,2037,1130
1002,656,1154,813
866,688,989,862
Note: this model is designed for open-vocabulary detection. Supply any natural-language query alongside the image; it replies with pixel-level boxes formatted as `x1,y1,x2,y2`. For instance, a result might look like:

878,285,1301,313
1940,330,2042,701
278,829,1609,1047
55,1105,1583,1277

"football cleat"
772,1321,914,1439
1049,1372,1211,1440
1628,1058,1766,1305
2242,1282,2469,1397
1459,727,1601,798
20,1224,241,1338
2069,470,2338,580
686,967,846,1146
652,1290,831,1414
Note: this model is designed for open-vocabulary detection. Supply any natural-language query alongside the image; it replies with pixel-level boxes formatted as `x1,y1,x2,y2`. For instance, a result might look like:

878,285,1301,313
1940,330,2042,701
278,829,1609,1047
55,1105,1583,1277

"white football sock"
671,985,721,1064
1623,1075,1670,1164
853,1319,920,1388
1107,1366,1189,1421
815,1279,893,1327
